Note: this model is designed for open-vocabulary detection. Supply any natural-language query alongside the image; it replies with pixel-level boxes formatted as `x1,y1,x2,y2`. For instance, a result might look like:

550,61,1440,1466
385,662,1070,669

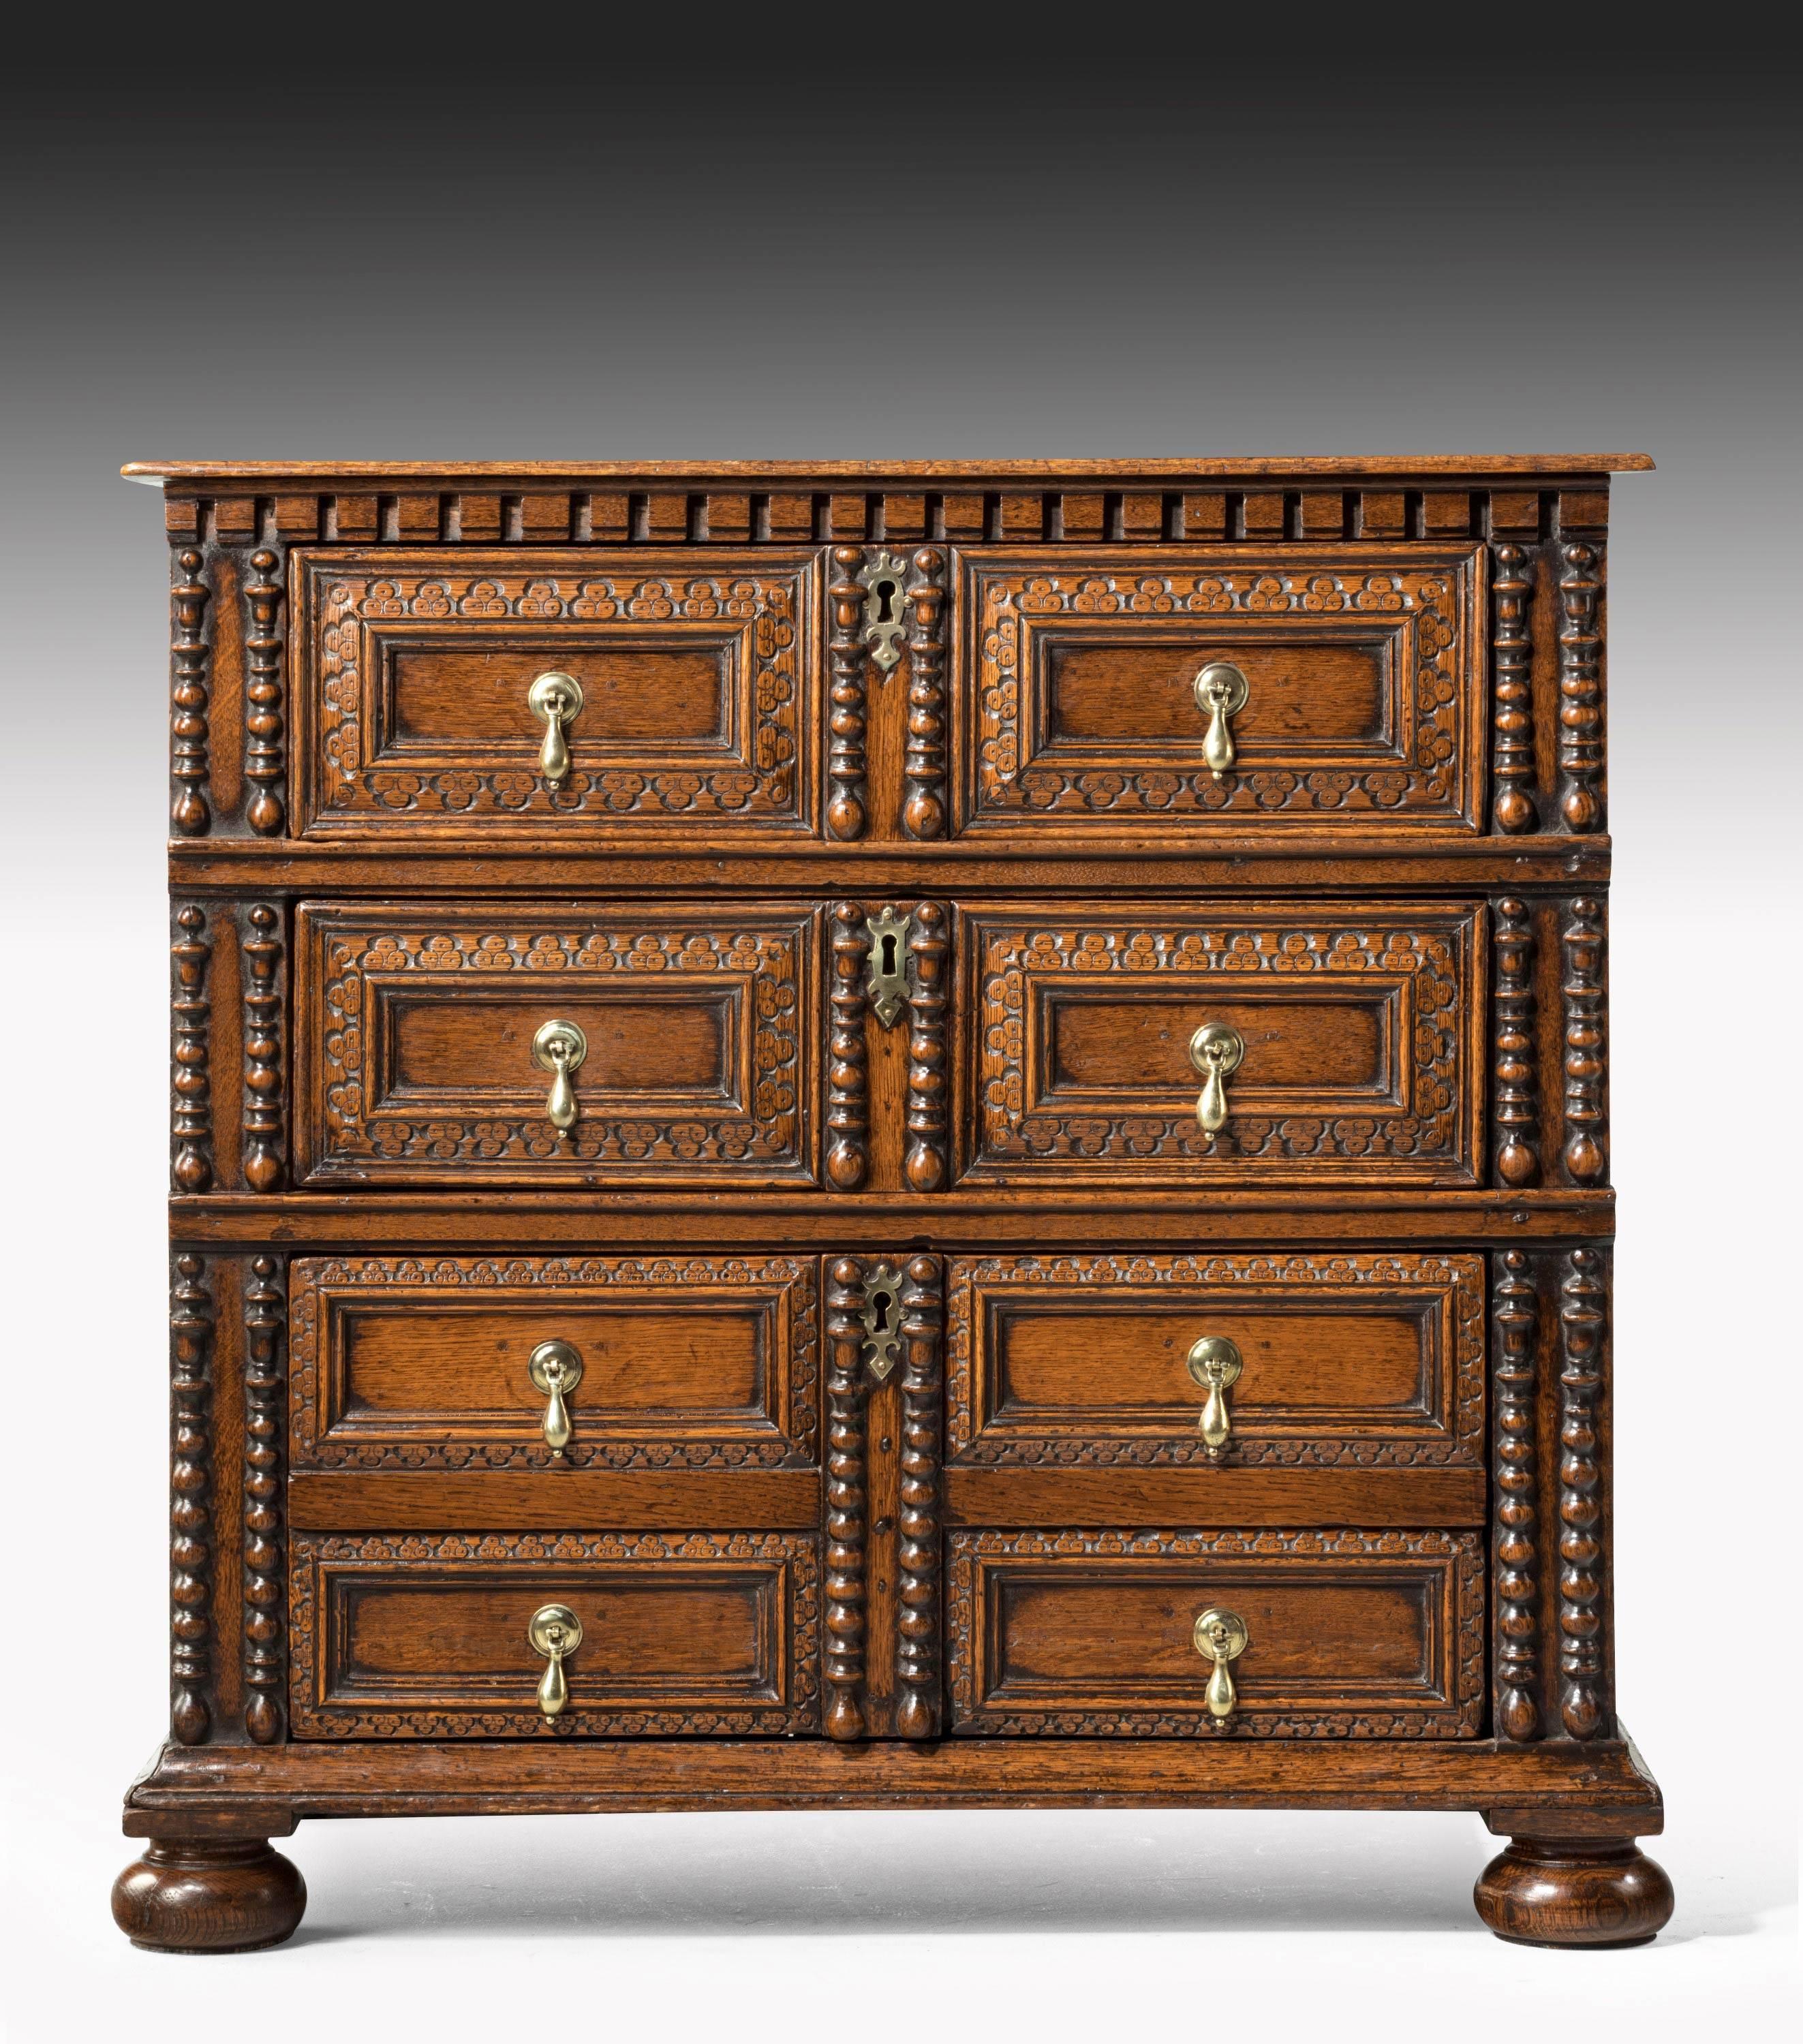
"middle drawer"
962,898,1485,1187
294,900,819,1187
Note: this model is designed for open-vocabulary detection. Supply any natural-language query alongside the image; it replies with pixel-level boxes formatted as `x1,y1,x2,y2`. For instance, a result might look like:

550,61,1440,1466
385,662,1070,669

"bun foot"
112,1838,306,1953
1475,1838,1674,1948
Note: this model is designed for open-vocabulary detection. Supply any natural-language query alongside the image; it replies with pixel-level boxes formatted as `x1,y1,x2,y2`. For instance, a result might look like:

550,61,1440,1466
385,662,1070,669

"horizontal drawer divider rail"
939,1468,1484,1529
286,1467,1485,1534
174,1190,1616,1252
288,1470,822,1531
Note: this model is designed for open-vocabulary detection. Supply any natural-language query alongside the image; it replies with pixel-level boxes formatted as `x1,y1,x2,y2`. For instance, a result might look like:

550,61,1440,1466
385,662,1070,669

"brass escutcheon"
1192,661,1249,778
1188,1021,1245,1136
527,1603,583,1718
857,551,911,672
527,670,584,785
865,906,912,1027
1186,1335,1244,1457
1192,1606,1250,1720
528,1339,585,1455
532,1019,588,1138
861,1263,903,1383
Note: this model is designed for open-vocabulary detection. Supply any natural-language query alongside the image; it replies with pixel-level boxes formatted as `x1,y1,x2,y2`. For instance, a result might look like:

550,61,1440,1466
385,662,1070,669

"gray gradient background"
2,20,1796,2041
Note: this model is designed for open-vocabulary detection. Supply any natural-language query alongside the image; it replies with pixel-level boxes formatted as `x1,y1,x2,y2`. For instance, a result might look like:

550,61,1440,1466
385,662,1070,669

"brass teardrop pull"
528,1340,585,1456
532,1019,588,1138
528,1604,583,1718
1192,661,1250,778
527,670,584,786
1192,1606,1250,1720
1188,1021,1245,1136
1186,1335,1244,1459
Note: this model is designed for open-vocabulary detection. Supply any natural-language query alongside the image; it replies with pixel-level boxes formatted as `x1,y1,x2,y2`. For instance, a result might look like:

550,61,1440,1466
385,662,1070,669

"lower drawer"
289,1530,820,1737
946,1528,1483,1737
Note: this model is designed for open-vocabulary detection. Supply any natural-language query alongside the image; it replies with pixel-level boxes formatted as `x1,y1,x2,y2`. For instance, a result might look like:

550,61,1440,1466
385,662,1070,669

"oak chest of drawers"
114,456,1672,1950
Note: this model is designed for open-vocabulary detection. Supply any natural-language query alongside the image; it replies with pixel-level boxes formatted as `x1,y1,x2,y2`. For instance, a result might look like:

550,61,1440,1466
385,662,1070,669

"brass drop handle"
1192,661,1249,777
1192,1606,1250,1720
528,1340,585,1455
528,1603,583,1718
1188,1021,1245,1136
527,670,584,785
532,1019,588,1137
1187,1336,1244,1458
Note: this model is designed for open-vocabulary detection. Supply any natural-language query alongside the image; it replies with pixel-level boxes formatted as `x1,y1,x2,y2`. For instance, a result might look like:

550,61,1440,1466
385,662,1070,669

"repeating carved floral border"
289,1255,819,1470
944,1253,1485,1467
304,915,809,1175
967,554,1477,822
945,1529,1485,1737
970,914,1477,1175
301,557,811,827
289,1530,821,1737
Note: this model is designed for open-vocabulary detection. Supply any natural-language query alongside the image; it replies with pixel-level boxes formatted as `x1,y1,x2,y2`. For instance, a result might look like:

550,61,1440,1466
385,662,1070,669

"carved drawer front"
293,901,817,1186
290,1530,820,1738
294,549,820,837
964,900,1483,1186
290,1256,820,1471
962,546,1482,833
946,1254,1484,1468
946,1529,1483,1737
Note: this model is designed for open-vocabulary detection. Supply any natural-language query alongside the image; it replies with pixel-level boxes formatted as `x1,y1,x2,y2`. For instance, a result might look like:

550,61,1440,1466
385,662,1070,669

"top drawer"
294,550,820,838
962,546,1483,833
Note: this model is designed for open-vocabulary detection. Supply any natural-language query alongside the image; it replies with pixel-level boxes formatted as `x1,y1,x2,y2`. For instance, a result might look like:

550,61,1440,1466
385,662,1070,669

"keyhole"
880,933,898,976
871,1288,893,1332
874,578,897,621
